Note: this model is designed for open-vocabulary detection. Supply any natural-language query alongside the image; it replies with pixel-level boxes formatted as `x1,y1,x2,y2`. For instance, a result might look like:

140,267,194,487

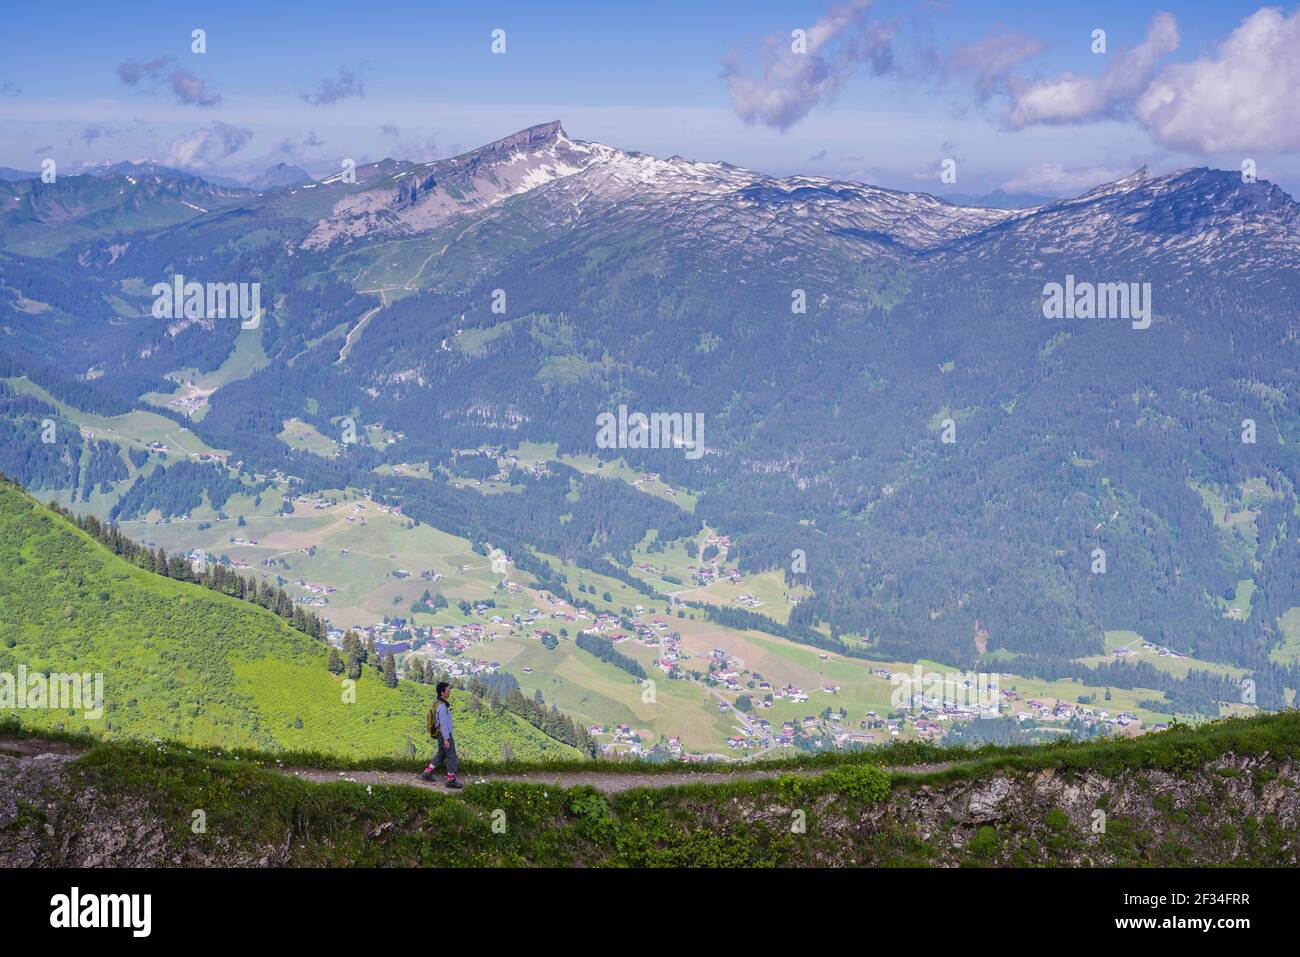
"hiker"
422,682,462,789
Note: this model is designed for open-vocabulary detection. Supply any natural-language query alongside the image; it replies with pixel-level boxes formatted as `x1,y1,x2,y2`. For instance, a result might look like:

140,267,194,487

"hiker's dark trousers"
431,737,458,775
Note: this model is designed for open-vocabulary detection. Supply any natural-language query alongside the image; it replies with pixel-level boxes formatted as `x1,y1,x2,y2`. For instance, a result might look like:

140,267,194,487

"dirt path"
0,736,949,796
405,221,479,289
0,737,86,758
281,760,953,795
336,303,385,363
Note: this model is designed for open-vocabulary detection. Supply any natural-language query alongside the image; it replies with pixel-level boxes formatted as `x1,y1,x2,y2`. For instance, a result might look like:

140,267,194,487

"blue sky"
3,0,1299,196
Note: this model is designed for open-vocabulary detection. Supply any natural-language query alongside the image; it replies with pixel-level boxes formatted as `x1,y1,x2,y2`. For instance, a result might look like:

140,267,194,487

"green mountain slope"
0,479,576,760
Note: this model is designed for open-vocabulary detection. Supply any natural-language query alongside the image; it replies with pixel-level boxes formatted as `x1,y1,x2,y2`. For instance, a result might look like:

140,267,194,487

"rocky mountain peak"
472,121,567,158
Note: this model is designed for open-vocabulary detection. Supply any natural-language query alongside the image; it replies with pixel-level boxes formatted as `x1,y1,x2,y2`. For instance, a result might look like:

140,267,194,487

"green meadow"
0,480,575,761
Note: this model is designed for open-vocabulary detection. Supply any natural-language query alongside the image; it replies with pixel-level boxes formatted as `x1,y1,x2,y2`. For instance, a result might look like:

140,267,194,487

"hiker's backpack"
427,701,449,738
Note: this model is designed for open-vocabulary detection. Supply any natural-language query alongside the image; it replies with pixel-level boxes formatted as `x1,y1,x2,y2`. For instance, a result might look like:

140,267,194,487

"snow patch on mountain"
300,121,1016,252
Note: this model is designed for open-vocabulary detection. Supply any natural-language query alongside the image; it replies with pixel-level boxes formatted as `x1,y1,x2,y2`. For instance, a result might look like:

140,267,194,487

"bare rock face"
472,121,565,157
720,753,1300,867
0,751,289,868
301,121,600,249
964,776,1015,822
0,752,78,867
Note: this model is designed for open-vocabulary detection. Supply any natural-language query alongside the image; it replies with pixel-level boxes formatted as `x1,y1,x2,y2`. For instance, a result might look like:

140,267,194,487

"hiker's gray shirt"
436,701,453,740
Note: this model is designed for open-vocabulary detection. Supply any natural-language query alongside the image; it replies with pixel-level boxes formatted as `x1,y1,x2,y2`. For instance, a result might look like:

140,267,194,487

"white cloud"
1002,162,1135,196
166,122,252,169
724,0,897,131
947,29,1046,99
80,124,121,146
169,68,221,108
1136,7,1300,154
301,68,366,106
1005,13,1178,128
116,56,221,107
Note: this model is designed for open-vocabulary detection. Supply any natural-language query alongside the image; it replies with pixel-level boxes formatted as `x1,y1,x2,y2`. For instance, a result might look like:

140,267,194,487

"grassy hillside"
0,480,576,760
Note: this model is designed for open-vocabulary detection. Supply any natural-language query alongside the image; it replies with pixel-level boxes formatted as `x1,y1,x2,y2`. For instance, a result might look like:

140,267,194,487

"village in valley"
305,559,1165,760
110,456,1197,762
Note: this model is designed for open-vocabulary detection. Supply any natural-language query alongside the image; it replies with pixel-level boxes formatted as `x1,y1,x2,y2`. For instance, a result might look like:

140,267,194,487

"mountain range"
1,120,1296,712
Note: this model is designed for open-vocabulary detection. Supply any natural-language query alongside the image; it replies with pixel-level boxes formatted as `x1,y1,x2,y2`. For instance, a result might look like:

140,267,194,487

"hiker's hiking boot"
445,777,464,790
420,765,437,782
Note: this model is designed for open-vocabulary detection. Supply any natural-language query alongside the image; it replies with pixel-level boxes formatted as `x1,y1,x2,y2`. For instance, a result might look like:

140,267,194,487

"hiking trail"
1,736,951,795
